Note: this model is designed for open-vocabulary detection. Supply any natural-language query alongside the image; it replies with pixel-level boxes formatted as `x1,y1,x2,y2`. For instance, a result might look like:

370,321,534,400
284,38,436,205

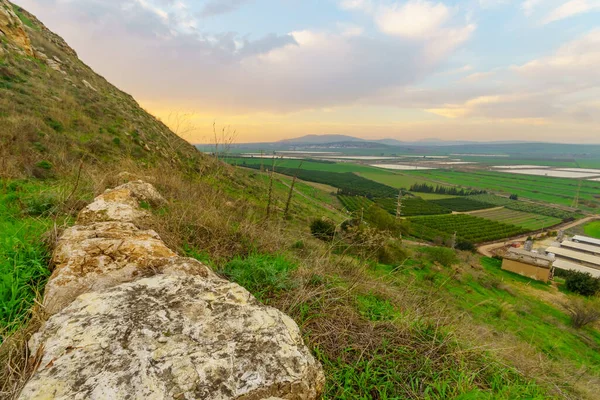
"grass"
0,181,57,335
469,208,562,231
583,221,600,239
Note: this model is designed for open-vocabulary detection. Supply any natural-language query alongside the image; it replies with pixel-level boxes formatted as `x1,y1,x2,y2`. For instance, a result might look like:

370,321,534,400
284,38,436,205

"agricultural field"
469,194,576,220
583,221,600,239
410,192,457,200
430,197,494,212
374,197,451,217
338,195,374,213
405,169,600,210
410,214,527,243
241,164,398,198
468,208,562,231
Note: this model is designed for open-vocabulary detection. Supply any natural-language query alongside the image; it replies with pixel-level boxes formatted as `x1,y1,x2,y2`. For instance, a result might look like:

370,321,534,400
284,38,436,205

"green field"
410,214,526,243
583,221,600,239
469,208,562,231
375,197,451,217
405,169,600,210
338,195,374,213
411,192,457,200
430,197,495,212
469,194,577,220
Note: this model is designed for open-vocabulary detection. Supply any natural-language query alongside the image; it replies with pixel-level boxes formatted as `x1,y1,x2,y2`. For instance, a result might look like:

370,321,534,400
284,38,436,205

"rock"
0,1,33,56
22,275,325,400
82,79,97,92
21,181,324,399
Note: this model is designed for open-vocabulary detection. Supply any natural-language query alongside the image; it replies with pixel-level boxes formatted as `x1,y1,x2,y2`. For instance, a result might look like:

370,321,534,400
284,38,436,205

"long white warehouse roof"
546,246,600,268
561,241,600,255
572,235,600,247
553,259,600,278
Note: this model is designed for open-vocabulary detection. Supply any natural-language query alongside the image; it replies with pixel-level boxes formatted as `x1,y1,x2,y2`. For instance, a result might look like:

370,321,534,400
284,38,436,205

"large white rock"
21,275,324,400
22,180,324,399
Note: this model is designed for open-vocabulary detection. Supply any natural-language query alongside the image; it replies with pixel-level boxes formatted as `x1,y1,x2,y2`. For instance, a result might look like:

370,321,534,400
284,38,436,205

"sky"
16,0,600,144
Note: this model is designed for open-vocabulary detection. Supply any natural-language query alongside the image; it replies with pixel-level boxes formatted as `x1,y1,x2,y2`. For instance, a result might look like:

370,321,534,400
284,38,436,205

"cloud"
424,30,600,123
376,1,451,38
200,0,250,17
522,0,544,16
543,0,600,24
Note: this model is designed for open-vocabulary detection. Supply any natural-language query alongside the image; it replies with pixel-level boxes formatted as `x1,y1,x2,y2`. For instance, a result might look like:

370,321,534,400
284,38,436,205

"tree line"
409,183,486,196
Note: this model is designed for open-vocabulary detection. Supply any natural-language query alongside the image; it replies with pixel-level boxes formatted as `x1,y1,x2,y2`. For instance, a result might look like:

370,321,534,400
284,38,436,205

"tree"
509,194,519,200
564,271,600,296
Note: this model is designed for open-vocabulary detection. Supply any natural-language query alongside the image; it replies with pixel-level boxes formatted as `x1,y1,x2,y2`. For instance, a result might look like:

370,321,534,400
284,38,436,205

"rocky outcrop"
20,180,324,399
0,1,33,56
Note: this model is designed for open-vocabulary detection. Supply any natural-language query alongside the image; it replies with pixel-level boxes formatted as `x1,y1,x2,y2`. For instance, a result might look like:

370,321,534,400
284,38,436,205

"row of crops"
338,195,374,212
375,197,452,217
409,214,527,243
243,165,398,198
469,208,562,231
468,194,576,220
430,197,495,212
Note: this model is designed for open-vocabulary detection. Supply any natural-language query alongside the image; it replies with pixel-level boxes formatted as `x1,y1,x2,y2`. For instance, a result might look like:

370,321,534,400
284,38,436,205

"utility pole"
396,190,403,220
265,157,276,219
572,180,581,209
283,161,303,219
451,231,457,249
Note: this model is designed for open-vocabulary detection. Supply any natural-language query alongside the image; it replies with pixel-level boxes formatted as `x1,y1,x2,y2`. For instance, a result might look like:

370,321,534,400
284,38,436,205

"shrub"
377,239,408,265
35,160,52,170
564,271,600,297
509,194,518,200
220,253,297,301
423,246,458,267
562,298,600,329
310,218,336,242
456,239,475,252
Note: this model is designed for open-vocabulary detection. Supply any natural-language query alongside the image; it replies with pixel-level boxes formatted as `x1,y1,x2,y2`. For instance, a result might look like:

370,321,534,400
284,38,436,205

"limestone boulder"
0,1,33,55
21,274,325,400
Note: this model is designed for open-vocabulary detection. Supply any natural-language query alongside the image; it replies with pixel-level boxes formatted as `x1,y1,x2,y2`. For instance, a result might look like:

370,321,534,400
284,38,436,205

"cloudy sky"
17,0,600,143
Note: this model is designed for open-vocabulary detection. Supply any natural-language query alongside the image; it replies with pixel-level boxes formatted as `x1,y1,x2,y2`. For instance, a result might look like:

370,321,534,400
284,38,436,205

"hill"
1,1,202,179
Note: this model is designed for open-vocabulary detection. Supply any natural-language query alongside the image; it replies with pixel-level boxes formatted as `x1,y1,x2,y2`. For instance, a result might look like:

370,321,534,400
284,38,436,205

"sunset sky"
17,0,600,144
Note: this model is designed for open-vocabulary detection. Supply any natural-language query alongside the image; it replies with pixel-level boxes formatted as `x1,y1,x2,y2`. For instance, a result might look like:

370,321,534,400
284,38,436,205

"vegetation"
243,164,398,198
337,195,373,213
583,221,600,239
469,208,562,231
410,214,526,243
410,182,485,196
564,271,600,297
310,218,337,242
430,197,495,212
469,194,577,220
220,253,297,302
406,169,600,210
562,298,600,329
375,196,451,217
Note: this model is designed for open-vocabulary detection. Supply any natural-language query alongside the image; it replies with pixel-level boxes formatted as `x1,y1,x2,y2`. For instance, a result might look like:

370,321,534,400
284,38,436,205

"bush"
377,239,408,265
456,239,475,252
220,253,297,301
564,271,600,297
423,246,458,267
562,298,600,329
509,194,518,200
310,218,336,242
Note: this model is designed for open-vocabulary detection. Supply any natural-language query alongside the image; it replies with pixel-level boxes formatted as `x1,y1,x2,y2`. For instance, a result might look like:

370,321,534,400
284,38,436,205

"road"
477,215,600,257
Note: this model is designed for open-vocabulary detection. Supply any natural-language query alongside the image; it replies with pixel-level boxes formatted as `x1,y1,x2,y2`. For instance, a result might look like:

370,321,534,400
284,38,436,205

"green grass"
0,180,59,335
469,208,562,231
12,5,39,31
412,192,457,200
583,221,600,239
220,253,297,302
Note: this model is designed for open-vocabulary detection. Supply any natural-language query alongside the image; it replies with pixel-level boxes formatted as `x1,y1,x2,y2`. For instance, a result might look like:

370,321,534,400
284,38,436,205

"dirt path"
477,215,600,257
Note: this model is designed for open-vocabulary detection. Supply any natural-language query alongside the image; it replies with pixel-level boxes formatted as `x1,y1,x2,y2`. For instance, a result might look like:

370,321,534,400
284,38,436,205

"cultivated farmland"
374,197,452,217
409,214,527,243
469,194,576,220
338,195,374,213
430,198,494,212
468,208,562,231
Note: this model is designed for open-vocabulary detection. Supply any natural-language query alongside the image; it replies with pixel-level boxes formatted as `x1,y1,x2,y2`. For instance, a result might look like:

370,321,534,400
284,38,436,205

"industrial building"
546,234,600,278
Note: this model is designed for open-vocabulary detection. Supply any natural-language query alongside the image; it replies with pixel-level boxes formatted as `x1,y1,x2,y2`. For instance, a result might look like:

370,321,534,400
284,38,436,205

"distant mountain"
278,134,366,144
